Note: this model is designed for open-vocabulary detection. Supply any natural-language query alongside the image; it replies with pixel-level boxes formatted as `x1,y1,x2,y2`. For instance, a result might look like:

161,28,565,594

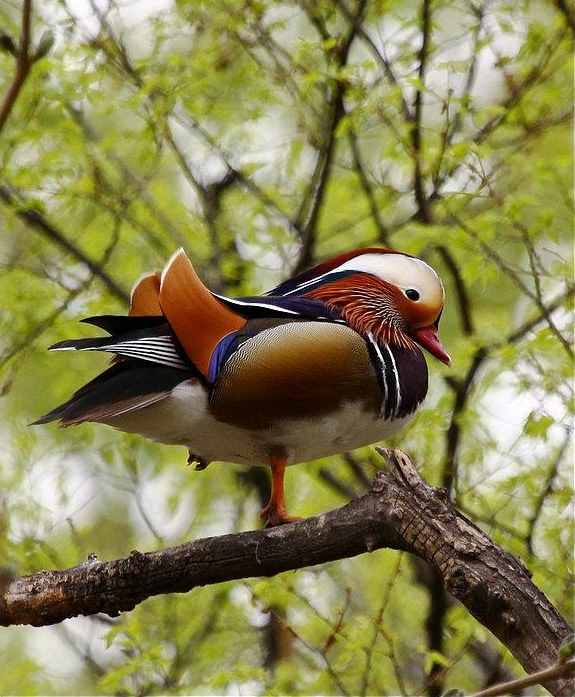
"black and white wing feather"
49,319,190,371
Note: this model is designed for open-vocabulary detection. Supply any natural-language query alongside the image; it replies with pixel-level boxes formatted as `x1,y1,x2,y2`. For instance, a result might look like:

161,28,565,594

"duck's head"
275,247,451,365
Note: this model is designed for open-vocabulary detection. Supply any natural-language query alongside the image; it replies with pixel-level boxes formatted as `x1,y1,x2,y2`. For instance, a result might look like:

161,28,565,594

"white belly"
104,378,415,466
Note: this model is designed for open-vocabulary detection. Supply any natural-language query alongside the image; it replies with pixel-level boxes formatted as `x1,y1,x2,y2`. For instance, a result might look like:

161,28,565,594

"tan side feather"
159,249,246,379
129,272,162,316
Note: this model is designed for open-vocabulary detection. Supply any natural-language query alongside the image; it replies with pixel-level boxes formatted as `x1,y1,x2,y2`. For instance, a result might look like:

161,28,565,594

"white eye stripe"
384,344,402,417
336,254,444,304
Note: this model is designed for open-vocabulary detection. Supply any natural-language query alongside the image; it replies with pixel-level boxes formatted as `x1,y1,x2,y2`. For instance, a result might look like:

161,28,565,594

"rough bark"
1,450,572,695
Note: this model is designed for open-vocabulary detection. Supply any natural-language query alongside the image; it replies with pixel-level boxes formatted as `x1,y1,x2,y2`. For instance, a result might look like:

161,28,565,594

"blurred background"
0,0,573,694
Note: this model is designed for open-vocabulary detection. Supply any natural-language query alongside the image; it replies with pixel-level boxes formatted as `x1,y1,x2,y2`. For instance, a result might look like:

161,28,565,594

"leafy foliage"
1,0,573,693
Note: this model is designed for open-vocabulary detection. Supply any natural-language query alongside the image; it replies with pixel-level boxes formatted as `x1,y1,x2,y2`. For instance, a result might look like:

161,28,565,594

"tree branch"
553,0,575,37
1,449,572,695
412,0,433,224
0,184,129,303
292,0,366,273
473,658,574,697
0,0,33,135
334,0,413,122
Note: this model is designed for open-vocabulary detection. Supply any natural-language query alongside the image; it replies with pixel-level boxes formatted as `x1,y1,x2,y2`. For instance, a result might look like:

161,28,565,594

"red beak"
411,325,451,366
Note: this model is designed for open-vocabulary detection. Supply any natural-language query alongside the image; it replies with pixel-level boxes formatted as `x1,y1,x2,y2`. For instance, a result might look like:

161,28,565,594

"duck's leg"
259,454,301,527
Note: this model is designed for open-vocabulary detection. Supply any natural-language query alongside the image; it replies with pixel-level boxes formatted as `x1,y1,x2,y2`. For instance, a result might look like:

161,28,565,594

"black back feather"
81,314,165,334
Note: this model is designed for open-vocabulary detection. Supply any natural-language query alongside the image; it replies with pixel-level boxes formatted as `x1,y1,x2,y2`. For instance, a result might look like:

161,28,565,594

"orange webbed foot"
259,504,301,528
260,454,302,527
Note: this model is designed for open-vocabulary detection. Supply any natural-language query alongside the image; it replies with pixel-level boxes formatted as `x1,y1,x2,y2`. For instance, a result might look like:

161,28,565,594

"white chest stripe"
384,344,402,418
367,332,388,418
366,333,404,420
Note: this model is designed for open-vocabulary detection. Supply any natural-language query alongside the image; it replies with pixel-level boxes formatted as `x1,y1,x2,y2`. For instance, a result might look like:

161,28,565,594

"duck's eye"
405,288,420,301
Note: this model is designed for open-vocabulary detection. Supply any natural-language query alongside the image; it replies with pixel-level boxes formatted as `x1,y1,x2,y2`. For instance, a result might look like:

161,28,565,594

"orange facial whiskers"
304,274,417,350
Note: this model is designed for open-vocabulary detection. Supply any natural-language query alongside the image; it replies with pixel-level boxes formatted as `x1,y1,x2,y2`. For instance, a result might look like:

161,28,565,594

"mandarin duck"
34,247,450,526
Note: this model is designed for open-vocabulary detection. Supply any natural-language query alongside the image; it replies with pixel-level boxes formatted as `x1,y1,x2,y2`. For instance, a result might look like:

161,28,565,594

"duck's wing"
33,311,196,426
32,265,185,428
31,359,190,426
48,320,190,371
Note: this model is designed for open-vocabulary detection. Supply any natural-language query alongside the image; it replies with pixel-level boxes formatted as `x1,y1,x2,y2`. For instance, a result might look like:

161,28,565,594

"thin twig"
436,245,474,335
66,104,189,251
317,468,358,500
1,278,87,366
348,128,391,246
441,284,574,493
429,25,568,203
432,2,485,188
449,208,574,358
342,451,372,489
472,658,574,697
359,553,404,695
525,427,572,556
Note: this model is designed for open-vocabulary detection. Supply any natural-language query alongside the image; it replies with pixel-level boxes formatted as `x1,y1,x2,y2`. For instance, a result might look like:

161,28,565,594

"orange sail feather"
129,272,162,316
159,249,246,379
